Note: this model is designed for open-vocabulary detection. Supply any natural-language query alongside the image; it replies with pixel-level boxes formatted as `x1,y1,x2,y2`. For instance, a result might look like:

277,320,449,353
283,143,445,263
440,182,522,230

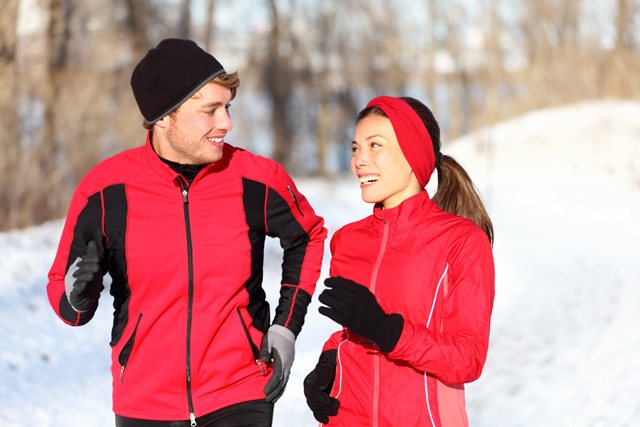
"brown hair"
143,71,241,130
357,97,494,245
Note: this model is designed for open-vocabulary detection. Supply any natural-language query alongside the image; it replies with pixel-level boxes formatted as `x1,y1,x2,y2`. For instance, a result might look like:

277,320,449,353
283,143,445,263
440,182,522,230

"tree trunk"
178,0,192,39
264,0,294,170
123,0,149,59
425,0,438,104
205,0,217,51
32,0,72,224
0,0,20,230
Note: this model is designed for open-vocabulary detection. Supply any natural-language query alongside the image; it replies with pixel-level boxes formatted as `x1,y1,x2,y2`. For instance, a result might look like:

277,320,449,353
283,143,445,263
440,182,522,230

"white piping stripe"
425,372,437,427
334,330,349,399
319,332,348,427
426,263,448,328
424,263,448,427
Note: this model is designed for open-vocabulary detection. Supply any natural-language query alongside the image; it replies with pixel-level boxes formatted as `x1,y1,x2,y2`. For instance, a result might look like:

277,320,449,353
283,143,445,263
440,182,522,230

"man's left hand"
260,324,296,402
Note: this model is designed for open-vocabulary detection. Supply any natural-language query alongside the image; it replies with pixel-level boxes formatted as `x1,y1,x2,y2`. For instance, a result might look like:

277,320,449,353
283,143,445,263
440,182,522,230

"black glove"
318,276,404,352
64,240,104,312
304,349,339,424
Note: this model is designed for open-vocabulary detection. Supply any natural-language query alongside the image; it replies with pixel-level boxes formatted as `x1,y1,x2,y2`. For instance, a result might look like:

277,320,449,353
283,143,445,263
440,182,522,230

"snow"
2,100,640,426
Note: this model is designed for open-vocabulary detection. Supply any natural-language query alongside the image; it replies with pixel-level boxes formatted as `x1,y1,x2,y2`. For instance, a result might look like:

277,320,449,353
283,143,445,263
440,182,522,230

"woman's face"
351,114,422,209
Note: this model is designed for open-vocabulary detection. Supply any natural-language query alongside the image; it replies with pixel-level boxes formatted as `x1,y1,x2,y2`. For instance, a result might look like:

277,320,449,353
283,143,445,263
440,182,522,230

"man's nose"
217,110,233,131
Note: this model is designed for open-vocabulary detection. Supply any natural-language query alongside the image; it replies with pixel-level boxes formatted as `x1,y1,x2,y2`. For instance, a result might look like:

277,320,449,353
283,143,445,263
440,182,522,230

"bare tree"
122,0,150,59
2,0,640,231
425,0,440,104
615,0,636,51
0,0,20,230
314,4,333,176
607,0,640,96
29,0,74,225
178,0,192,39
288,0,415,174
478,0,508,127
441,2,474,135
263,0,296,170
204,0,217,51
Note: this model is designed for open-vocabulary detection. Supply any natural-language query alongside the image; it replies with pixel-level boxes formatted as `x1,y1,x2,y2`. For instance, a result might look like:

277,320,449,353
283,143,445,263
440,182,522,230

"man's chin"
200,147,223,164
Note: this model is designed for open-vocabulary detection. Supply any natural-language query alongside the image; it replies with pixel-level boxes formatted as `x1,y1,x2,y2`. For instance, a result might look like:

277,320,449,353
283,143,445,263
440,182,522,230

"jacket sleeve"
46,178,106,326
387,228,495,384
265,163,327,337
322,330,348,352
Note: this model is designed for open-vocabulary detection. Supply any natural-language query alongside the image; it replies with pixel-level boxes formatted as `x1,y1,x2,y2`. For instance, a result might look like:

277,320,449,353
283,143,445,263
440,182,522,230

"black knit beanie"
131,38,225,124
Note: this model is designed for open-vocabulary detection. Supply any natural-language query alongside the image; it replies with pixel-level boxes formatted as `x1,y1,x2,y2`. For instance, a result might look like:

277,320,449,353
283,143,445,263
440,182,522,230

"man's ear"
154,115,170,129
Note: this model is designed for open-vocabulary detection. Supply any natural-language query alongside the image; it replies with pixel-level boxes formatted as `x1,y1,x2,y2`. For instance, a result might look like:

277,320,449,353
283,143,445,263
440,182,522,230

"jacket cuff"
272,286,312,337
376,313,404,353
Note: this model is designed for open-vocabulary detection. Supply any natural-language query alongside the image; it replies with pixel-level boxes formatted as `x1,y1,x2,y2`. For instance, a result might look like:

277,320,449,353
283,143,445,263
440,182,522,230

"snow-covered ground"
1,100,639,426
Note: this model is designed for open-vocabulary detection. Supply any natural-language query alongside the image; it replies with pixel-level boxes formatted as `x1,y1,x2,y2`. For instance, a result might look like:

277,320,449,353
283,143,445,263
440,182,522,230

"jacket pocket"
236,307,267,376
118,313,142,383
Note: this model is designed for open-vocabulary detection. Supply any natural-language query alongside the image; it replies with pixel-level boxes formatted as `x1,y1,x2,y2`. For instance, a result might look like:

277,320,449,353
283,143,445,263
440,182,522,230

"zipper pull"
286,185,304,216
182,189,188,204
190,412,197,427
119,365,125,383
256,358,267,376
287,185,297,204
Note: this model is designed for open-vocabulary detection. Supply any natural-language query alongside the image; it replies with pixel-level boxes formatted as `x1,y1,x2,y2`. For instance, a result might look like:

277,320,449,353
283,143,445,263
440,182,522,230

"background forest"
1,0,639,230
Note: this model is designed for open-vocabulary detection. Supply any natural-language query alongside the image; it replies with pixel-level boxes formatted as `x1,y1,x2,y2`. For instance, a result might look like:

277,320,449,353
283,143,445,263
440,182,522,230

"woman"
304,96,494,426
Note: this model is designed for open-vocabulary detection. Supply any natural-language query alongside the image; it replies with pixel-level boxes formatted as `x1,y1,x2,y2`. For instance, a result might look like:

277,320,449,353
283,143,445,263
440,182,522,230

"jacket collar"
142,131,235,183
143,131,183,182
372,191,436,231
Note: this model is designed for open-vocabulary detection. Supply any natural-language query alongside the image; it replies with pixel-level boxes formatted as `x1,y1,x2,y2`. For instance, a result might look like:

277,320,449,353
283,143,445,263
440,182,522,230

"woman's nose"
353,149,368,168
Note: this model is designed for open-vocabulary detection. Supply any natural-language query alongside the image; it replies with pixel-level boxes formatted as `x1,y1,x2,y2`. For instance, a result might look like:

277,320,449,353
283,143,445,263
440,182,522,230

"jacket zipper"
236,307,267,375
179,179,197,427
370,219,389,427
118,313,143,383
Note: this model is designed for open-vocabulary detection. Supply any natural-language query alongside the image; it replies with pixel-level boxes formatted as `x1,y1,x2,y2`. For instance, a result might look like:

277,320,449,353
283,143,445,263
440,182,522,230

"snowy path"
2,101,640,426
458,102,640,427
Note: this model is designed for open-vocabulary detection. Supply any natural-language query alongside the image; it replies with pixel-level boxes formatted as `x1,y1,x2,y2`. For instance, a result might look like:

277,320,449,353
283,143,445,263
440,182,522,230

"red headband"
365,96,435,188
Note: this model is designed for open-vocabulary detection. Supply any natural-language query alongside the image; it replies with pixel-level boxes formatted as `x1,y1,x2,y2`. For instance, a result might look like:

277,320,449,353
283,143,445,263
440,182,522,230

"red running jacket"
47,135,327,421
321,191,494,427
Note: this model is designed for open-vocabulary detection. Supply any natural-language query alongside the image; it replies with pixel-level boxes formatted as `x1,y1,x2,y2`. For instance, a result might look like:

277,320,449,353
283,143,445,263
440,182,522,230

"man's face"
156,81,233,164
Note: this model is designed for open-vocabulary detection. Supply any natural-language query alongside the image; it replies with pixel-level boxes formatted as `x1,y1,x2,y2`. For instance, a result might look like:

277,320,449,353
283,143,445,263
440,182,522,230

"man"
46,38,327,427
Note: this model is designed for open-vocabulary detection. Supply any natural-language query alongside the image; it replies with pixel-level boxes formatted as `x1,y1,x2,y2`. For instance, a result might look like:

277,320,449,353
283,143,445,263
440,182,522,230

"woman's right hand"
303,349,340,424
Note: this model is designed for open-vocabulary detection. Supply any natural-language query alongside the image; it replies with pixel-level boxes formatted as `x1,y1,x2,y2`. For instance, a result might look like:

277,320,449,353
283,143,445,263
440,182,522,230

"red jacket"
322,191,494,427
47,135,326,420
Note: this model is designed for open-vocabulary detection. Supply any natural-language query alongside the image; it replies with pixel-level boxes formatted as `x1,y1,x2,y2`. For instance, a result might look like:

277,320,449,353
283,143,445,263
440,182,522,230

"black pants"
115,400,274,427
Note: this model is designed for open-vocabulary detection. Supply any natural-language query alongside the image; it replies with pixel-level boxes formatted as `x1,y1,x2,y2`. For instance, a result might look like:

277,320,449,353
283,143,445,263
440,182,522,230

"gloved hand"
64,240,103,313
304,349,339,424
260,324,296,402
318,276,404,352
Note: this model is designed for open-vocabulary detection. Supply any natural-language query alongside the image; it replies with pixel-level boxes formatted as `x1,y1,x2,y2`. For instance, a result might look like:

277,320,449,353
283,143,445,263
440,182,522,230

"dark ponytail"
401,97,494,245
433,155,494,245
